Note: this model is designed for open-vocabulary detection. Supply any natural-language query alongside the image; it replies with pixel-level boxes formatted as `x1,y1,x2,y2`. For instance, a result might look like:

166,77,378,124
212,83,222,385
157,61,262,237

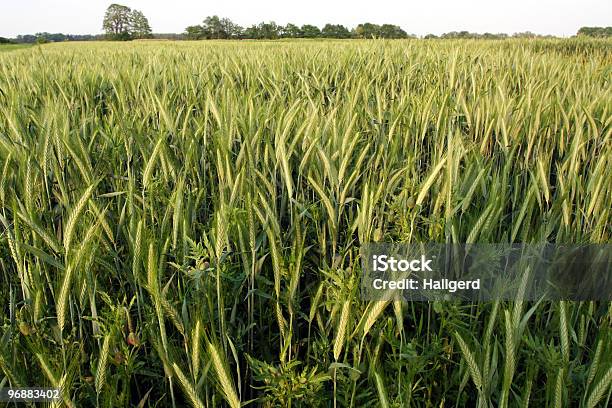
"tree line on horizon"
184,16,411,39
2,3,611,44
6,26,612,44
577,26,612,38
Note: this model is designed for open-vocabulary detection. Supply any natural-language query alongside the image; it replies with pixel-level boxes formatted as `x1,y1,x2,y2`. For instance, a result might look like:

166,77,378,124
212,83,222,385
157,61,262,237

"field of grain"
0,39,611,407
0,44,31,53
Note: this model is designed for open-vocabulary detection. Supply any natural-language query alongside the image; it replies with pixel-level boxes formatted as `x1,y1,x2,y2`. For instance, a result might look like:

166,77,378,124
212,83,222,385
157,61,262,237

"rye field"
0,39,611,407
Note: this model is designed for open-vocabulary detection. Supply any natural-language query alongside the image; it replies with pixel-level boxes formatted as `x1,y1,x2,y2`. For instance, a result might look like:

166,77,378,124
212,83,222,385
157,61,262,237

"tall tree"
203,16,225,39
102,4,133,40
322,24,350,39
243,25,262,39
379,24,408,38
220,18,242,39
130,10,152,39
281,23,302,38
185,25,206,40
354,23,381,39
257,22,280,39
301,25,321,38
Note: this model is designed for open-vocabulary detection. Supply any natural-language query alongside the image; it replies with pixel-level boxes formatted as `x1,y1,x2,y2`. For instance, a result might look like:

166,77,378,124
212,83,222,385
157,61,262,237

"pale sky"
1,0,610,38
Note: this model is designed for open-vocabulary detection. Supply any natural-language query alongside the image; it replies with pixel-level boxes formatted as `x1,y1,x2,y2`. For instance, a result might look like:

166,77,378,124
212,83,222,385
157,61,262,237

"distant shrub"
577,26,612,38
